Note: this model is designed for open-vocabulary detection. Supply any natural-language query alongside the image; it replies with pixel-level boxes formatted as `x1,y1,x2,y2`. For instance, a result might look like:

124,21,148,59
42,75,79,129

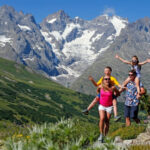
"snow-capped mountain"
0,5,128,86
0,5,59,76
40,10,128,86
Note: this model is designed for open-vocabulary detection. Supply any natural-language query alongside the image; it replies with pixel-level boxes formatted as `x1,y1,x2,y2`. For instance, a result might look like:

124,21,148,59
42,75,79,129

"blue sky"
0,0,150,23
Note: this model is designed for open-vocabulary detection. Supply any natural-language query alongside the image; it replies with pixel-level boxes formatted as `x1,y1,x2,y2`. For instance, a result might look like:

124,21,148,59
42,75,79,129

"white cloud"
103,7,116,16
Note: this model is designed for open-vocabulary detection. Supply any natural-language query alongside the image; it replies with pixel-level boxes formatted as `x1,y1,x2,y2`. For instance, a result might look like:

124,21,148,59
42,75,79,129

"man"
122,69,144,126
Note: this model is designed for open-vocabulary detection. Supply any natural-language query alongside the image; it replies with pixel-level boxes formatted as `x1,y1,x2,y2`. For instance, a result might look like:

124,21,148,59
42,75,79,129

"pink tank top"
100,88,113,107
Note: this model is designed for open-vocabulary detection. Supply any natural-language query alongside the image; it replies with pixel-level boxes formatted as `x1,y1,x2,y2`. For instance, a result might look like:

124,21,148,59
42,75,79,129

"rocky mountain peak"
44,10,71,23
56,10,70,19
0,5,15,14
133,17,150,33
0,5,17,21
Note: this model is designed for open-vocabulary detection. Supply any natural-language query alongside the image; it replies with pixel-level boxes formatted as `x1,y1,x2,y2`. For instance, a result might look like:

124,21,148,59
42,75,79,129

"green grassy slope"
0,57,98,125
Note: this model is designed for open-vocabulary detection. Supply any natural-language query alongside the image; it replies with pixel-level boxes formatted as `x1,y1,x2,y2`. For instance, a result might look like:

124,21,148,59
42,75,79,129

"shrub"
129,145,150,150
108,124,146,140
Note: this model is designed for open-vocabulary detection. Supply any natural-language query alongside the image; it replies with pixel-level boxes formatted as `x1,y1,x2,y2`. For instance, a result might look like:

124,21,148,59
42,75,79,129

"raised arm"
115,54,131,65
88,76,98,87
139,58,150,66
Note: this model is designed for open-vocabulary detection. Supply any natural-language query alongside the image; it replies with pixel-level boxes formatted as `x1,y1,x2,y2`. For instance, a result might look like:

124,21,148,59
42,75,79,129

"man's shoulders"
110,76,117,80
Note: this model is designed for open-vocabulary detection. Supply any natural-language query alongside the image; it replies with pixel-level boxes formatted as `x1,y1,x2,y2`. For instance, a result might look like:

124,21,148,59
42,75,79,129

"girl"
94,75,120,142
115,54,150,97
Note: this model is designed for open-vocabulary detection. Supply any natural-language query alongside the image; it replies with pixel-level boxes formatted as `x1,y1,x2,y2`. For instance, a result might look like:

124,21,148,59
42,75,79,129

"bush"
129,145,150,150
108,124,146,140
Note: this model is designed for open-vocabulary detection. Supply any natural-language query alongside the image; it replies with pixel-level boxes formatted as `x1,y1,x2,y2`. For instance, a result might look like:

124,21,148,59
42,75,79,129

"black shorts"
124,105,139,119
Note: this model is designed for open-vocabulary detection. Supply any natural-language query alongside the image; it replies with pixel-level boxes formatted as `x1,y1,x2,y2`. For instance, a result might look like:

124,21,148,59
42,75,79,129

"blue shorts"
97,93,117,100
124,105,139,119
140,81,143,87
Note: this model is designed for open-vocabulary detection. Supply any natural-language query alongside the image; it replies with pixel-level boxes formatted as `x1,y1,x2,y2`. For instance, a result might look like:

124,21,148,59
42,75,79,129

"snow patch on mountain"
23,57,35,62
18,24,31,31
62,23,81,39
50,31,62,41
91,33,104,42
99,43,113,54
41,31,52,43
62,30,95,60
32,45,42,50
109,16,127,36
0,35,12,47
47,18,57,24
58,64,80,77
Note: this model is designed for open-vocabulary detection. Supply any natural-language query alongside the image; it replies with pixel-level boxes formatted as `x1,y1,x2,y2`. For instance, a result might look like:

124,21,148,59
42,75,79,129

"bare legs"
87,96,99,111
99,110,111,136
113,99,117,117
126,117,140,126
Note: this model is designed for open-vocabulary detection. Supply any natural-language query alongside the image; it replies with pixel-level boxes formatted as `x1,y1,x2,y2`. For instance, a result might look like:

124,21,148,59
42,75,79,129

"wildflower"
16,134,23,138
26,136,30,139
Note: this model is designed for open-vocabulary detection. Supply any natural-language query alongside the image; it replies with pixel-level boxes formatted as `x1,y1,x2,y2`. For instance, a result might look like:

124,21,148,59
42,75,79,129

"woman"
96,75,120,142
82,66,121,122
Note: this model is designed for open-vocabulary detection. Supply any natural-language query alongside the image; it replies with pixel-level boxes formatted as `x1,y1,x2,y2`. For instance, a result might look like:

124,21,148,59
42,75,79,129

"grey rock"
114,136,123,143
123,140,133,145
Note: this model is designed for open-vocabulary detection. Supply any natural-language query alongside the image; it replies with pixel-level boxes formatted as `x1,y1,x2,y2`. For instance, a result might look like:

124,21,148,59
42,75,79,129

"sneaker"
114,116,121,122
82,109,89,115
98,134,103,143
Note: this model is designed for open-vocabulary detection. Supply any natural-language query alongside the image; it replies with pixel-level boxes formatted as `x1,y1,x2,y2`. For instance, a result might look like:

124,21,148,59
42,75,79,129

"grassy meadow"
0,57,149,149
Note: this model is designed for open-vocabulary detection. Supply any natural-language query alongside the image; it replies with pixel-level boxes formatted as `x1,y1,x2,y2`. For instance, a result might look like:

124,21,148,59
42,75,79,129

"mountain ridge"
0,5,128,87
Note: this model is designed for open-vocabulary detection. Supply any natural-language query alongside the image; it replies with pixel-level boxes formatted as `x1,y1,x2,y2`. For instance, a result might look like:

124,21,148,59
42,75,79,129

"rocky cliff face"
0,5,59,77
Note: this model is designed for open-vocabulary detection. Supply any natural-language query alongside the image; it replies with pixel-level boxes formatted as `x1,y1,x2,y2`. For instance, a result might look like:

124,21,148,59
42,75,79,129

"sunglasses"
132,60,137,63
104,78,110,81
128,74,134,76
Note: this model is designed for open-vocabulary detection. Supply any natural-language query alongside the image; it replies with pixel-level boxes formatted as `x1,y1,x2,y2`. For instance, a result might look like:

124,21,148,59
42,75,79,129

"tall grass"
4,118,100,150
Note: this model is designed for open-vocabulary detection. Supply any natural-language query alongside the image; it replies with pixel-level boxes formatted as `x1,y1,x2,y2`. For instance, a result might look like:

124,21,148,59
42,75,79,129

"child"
82,66,122,122
115,54,150,98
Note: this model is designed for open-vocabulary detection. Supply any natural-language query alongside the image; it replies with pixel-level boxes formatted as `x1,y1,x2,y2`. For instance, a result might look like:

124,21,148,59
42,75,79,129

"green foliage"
108,124,146,140
3,118,99,150
129,145,150,150
139,93,150,115
0,120,29,140
0,57,98,125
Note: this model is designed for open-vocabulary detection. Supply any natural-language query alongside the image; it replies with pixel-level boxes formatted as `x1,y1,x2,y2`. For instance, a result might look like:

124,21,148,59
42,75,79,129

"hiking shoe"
98,134,103,143
82,109,89,115
114,116,121,122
